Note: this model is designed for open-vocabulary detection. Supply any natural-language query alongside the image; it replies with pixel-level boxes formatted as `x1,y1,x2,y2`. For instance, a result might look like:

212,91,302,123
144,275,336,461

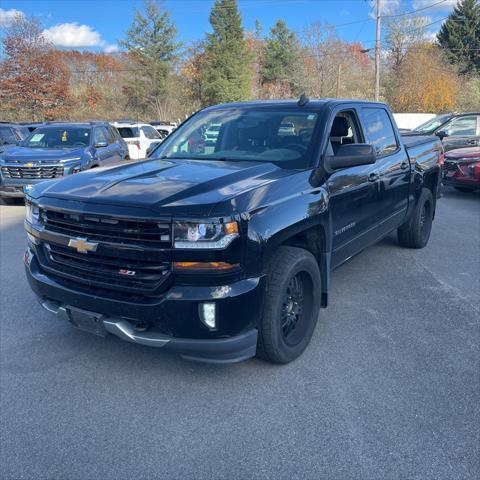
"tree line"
0,0,478,122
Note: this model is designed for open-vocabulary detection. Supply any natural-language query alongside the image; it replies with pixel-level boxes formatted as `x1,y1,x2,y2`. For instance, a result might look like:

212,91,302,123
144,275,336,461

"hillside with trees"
0,0,478,122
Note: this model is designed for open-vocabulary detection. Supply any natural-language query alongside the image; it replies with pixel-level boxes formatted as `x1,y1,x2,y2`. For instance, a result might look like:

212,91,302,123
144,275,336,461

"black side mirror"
94,141,108,148
436,130,449,139
328,144,376,170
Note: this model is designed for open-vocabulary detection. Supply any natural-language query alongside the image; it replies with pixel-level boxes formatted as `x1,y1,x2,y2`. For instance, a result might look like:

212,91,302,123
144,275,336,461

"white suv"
111,122,162,160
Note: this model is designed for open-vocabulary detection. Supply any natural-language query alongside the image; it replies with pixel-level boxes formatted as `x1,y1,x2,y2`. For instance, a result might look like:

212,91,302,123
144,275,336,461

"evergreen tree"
201,0,252,105
120,0,180,116
437,0,480,74
261,20,301,91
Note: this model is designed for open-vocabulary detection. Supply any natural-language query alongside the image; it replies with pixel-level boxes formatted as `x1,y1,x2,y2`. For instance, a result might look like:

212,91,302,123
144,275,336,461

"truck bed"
401,134,437,148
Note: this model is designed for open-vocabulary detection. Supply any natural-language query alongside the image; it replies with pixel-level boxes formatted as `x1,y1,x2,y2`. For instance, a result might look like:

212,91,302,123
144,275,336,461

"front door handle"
400,161,409,170
368,172,380,182
466,139,478,145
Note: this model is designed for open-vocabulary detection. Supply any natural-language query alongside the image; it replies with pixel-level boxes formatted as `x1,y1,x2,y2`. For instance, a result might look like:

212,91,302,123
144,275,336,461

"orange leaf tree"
0,15,71,121
388,44,457,113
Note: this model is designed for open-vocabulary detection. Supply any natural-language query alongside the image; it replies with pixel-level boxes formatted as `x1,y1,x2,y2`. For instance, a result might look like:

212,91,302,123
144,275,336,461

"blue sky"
0,0,457,53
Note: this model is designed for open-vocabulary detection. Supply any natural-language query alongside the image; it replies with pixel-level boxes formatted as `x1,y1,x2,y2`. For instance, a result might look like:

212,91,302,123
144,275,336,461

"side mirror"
94,141,108,148
436,130,449,139
328,144,376,170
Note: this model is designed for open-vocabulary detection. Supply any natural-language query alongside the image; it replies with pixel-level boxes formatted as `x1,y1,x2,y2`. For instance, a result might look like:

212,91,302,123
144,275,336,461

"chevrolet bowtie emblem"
68,237,98,254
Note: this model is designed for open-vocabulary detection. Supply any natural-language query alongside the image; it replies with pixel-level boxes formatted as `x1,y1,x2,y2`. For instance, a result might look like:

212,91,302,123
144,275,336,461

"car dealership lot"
1,190,479,480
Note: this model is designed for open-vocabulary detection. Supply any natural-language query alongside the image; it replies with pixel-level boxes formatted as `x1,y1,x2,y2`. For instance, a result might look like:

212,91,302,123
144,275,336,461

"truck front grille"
41,209,171,249
37,209,173,297
1,165,64,179
40,243,171,295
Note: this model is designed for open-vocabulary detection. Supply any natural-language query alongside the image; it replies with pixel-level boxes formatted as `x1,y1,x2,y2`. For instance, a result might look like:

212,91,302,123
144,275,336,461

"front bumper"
25,250,265,363
0,177,52,197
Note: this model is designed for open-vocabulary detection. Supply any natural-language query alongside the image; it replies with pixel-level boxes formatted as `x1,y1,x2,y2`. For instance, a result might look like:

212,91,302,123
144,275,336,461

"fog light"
199,302,217,330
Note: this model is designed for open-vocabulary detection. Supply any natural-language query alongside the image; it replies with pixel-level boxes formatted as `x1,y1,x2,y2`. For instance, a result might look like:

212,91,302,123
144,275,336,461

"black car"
410,112,480,152
0,122,129,201
24,99,442,364
0,122,30,153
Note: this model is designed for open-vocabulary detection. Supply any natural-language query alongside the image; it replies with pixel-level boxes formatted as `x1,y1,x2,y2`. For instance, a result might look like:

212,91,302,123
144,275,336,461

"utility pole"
335,64,341,97
374,0,382,101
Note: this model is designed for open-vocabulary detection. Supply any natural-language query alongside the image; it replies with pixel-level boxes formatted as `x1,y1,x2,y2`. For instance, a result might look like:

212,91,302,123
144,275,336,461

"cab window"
361,107,398,157
444,116,477,136
328,111,362,155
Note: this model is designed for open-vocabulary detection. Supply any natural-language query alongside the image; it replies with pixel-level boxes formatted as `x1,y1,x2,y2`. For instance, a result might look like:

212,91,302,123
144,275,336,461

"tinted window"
117,127,139,138
151,108,319,168
362,108,398,156
104,126,116,143
93,127,109,144
0,127,17,145
141,125,160,139
14,127,30,140
23,127,90,148
445,116,477,136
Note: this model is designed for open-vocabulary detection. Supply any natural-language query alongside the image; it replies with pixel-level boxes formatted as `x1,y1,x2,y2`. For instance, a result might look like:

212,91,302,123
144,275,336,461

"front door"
327,110,381,267
440,115,480,152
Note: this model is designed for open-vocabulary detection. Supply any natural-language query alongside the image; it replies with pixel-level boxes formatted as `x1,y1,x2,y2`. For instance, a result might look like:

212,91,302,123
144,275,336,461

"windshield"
413,114,452,134
150,108,319,168
23,127,90,148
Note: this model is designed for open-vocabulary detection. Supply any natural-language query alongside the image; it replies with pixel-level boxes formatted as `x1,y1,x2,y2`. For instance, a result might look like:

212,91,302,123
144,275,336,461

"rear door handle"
368,172,380,182
467,139,478,145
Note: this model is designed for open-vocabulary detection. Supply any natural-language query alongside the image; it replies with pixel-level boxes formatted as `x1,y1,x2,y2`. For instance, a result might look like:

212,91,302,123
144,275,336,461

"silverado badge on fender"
68,237,98,254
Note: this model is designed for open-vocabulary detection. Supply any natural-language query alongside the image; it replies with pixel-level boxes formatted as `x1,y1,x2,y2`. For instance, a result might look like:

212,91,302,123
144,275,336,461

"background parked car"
410,112,480,152
112,121,162,160
150,121,177,137
0,122,30,153
0,121,128,202
442,146,480,192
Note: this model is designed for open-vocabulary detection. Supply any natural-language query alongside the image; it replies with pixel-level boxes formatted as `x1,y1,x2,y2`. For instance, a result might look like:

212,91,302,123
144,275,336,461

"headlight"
59,157,82,163
25,201,40,224
174,220,239,249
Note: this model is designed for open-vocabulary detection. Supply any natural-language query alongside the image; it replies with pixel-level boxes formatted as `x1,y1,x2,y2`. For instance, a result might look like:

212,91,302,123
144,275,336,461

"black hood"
30,159,296,216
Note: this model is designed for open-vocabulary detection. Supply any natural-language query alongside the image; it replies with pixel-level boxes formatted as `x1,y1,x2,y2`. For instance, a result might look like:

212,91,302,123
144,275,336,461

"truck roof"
203,98,389,111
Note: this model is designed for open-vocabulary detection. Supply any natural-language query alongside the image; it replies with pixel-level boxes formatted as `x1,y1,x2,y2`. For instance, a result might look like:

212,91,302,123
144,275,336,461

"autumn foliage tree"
0,14,70,120
388,44,456,112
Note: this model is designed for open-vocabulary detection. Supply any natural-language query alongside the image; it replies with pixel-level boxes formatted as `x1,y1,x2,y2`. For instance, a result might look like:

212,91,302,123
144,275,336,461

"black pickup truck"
24,99,442,364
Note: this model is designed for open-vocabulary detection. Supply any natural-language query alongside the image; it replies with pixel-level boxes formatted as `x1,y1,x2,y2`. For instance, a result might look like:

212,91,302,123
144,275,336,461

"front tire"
397,188,434,249
257,246,321,364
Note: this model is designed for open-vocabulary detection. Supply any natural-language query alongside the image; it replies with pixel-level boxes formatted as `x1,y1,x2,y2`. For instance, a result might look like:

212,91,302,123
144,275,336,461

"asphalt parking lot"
0,189,479,480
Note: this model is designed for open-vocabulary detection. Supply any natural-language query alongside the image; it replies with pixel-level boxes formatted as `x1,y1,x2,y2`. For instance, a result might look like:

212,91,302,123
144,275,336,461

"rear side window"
362,108,398,156
141,126,160,139
445,116,477,136
117,127,139,138
0,127,17,145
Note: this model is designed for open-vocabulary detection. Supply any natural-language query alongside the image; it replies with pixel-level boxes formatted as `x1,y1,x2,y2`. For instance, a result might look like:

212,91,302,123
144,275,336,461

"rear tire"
257,246,321,364
454,186,474,193
397,188,434,249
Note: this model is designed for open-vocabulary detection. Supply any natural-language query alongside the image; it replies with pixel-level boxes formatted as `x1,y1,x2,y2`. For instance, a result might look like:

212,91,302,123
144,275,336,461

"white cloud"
0,7,24,26
412,0,457,11
369,0,401,19
103,44,119,54
42,22,102,47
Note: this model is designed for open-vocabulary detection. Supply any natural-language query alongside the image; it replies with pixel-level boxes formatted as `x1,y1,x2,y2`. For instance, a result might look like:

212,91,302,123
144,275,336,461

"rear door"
360,106,410,235
440,115,480,152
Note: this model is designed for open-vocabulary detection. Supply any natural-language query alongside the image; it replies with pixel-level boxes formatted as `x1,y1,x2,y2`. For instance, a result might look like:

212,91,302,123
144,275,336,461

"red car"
443,147,480,192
